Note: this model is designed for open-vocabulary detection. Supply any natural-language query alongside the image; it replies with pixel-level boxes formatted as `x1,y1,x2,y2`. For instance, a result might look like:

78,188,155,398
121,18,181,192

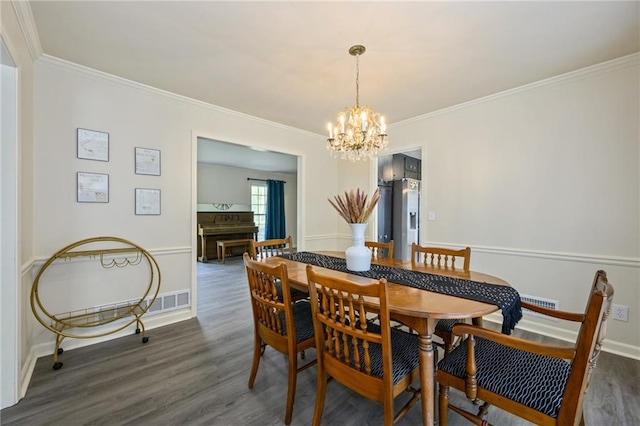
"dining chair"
306,265,421,426
243,253,317,425
365,240,395,259
411,243,471,271
436,270,614,425
411,243,472,356
249,236,308,302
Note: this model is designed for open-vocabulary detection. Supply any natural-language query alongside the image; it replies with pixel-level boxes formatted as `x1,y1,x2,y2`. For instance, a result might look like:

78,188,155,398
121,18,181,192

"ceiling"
29,1,639,172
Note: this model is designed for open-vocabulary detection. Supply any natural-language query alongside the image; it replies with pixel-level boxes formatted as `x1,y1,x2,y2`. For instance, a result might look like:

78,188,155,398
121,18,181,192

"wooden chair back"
411,243,470,271
249,236,293,260
244,253,295,339
243,253,316,424
365,240,395,259
306,265,420,425
558,270,613,423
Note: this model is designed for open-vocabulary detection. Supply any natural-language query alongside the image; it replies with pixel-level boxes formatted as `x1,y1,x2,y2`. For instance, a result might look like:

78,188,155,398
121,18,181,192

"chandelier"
326,45,388,162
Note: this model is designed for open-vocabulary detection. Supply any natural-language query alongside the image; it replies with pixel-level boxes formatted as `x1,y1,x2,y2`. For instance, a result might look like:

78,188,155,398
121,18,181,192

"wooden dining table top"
262,250,510,321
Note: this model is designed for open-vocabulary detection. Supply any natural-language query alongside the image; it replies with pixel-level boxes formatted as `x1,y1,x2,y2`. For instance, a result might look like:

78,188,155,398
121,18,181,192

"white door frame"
1,37,20,409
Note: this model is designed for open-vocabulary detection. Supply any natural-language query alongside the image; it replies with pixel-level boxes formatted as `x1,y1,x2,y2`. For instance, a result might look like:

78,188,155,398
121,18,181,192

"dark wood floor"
2,256,639,425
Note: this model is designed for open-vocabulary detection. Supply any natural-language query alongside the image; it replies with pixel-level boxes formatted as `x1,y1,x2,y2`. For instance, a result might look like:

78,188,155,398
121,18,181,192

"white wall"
383,55,640,356
27,55,339,381
197,162,298,245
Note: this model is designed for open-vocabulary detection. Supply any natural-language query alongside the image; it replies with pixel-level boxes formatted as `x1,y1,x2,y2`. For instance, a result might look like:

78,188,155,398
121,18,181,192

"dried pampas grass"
328,188,380,224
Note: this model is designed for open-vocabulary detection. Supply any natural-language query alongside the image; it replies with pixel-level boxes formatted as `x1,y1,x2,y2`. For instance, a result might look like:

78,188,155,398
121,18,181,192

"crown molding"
36,54,320,138
11,0,42,61
393,52,640,128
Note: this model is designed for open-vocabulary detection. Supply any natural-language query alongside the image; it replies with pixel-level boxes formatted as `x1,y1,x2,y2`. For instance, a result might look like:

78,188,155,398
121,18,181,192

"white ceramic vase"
345,223,372,271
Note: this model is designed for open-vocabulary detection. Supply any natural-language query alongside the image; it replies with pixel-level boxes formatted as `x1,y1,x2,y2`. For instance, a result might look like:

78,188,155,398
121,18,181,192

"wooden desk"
263,251,510,426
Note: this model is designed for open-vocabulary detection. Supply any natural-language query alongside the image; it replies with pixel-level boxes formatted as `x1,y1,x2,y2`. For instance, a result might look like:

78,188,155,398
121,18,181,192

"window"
250,183,267,241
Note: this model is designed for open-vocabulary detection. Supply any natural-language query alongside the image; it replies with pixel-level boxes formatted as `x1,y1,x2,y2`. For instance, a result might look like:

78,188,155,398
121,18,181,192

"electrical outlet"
612,304,629,322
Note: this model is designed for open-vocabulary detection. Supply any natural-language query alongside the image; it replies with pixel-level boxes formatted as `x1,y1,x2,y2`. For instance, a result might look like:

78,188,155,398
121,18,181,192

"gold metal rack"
30,236,161,370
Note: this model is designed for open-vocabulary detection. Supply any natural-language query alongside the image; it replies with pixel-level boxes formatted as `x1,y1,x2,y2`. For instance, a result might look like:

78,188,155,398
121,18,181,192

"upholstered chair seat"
438,337,571,418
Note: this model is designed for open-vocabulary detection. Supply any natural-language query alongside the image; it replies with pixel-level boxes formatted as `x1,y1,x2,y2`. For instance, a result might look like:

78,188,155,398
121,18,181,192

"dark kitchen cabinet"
392,154,421,180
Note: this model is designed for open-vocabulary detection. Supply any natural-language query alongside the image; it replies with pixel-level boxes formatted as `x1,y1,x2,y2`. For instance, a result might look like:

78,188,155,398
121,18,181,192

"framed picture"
135,188,161,215
77,172,109,203
135,147,161,176
77,128,109,162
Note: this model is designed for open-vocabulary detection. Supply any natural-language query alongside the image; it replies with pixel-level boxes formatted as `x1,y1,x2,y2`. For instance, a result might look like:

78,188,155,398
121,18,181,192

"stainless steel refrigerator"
392,178,421,260
376,183,393,243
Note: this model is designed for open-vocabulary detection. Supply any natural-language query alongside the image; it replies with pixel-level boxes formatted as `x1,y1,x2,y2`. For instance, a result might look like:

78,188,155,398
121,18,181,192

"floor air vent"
520,294,560,321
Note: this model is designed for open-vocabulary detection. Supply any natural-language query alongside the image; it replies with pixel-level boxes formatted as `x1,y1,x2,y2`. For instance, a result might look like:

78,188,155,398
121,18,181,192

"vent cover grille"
520,294,559,321
148,290,190,315
92,290,191,320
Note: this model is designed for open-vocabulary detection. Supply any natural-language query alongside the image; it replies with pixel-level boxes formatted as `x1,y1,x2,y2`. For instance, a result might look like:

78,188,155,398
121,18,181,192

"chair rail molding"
424,241,639,268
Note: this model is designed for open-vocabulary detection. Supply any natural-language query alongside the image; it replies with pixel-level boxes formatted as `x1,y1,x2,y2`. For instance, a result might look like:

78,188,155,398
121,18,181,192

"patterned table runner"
279,252,522,334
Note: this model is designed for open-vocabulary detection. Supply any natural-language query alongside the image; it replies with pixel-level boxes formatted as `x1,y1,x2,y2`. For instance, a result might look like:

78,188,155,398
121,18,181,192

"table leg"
201,236,208,262
418,320,436,426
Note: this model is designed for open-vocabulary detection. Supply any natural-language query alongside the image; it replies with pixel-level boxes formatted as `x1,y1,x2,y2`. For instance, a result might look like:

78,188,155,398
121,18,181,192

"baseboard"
19,349,38,401
483,313,640,360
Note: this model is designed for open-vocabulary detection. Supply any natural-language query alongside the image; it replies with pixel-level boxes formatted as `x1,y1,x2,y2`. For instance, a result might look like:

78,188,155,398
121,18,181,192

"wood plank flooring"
2,256,639,425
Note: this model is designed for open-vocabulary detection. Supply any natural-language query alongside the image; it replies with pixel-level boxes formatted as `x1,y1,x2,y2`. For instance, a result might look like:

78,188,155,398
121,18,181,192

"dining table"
262,251,513,426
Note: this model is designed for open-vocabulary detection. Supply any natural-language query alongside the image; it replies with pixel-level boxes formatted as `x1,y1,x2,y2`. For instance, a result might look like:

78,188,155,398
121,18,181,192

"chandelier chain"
355,53,360,108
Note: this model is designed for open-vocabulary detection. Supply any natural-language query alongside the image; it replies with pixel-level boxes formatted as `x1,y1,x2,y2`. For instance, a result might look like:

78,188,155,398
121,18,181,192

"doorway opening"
376,149,422,261
195,137,300,258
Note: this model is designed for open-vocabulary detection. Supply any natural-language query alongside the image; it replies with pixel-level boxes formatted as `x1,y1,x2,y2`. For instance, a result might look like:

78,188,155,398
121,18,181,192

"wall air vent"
92,290,190,320
146,290,190,315
520,294,560,321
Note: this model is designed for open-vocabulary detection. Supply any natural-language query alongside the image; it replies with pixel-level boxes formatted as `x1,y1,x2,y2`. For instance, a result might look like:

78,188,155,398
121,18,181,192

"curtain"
265,179,286,239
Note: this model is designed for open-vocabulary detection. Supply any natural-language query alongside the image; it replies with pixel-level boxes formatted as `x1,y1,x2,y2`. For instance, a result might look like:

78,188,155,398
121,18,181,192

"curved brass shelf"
30,236,161,370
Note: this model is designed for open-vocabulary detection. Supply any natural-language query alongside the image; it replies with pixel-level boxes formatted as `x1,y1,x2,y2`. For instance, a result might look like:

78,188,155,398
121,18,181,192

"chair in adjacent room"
411,243,472,355
250,235,293,259
436,270,614,425
243,254,317,425
306,265,421,426
365,240,395,260
249,236,307,301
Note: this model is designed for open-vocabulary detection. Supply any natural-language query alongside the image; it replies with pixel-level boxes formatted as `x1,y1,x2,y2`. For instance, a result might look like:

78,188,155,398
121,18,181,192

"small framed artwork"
77,172,109,203
77,128,109,162
135,147,161,176
135,188,161,215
